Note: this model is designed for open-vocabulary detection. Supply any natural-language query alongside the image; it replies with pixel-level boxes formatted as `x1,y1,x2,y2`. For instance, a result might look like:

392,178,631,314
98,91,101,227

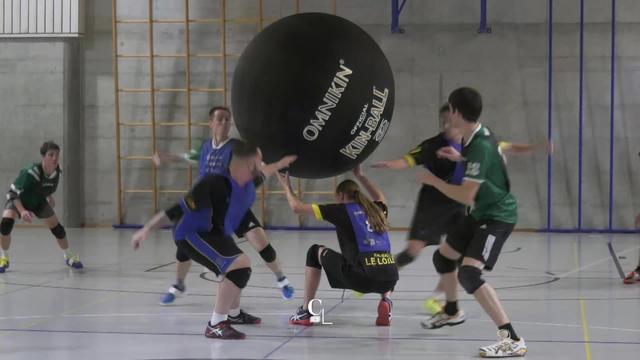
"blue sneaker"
277,277,294,300
160,284,185,305
65,255,83,269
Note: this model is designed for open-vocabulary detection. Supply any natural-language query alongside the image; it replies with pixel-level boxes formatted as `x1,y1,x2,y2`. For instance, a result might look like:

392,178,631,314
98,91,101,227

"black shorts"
445,215,514,271
409,187,466,246
4,199,55,219
320,249,396,294
234,209,262,238
176,231,243,275
174,210,261,262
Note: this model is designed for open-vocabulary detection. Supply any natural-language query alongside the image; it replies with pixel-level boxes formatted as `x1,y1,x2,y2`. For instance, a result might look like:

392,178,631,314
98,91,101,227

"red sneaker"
376,297,393,326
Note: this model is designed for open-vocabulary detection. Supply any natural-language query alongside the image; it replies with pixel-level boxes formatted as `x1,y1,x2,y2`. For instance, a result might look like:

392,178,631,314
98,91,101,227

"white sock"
210,312,227,325
229,308,240,317
1,249,7,258
63,249,73,259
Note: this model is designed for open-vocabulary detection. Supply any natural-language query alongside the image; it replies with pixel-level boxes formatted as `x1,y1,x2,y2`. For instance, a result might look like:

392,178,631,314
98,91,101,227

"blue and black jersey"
311,201,398,282
165,172,264,240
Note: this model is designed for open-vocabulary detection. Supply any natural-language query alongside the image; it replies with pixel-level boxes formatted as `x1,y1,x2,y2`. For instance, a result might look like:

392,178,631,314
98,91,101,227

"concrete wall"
2,0,640,230
0,40,83,226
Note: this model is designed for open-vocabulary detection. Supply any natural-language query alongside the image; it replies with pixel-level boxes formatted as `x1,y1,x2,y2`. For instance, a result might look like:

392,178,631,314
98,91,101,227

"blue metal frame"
577,0,584,229
391,0,407,33
543,0,623,233
477,0,491,33
546,0,553,230
608,0,616,230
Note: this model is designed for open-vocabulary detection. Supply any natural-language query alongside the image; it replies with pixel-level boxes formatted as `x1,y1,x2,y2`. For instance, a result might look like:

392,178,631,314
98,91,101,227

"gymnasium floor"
0,228,639,359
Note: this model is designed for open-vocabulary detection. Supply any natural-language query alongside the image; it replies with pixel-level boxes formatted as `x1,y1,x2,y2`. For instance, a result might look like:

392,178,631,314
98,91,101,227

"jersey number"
466,162,480,176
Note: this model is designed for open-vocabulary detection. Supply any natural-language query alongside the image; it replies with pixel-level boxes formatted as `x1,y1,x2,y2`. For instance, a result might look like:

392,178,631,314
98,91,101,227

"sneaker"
159,284,186,305
289,306,313,326
423,297,443,315
479,329,527,358
0,256,8,273
421,310,466,329
352,290,364,299
228,309,261,325
204,320,246,340
65,255,83,269
623,270,639,284
375,297,393,326
277,277,295,300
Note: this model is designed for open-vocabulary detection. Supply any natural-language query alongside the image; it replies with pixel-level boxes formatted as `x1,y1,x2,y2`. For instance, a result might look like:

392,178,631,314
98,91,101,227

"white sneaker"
479,329,527,358
420,310,466,329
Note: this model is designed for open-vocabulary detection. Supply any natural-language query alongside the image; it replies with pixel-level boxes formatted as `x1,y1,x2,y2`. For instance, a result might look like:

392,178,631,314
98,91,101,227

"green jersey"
462,124,517,224
9,163,61,211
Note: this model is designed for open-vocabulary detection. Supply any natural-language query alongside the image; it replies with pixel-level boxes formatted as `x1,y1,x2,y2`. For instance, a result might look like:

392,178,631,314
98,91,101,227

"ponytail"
336,180,388,233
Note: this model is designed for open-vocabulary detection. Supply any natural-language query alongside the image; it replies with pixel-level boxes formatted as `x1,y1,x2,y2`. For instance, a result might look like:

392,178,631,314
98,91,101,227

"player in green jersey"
418,88,526,358
0,141,83,273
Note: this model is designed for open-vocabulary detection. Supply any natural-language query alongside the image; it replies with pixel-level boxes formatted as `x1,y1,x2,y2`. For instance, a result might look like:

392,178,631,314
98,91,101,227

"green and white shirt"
8,163,60,211
462,124,517,224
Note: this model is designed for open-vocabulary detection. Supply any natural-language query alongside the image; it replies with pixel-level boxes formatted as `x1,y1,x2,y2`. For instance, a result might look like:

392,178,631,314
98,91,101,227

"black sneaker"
227,309,261,325
289,306,313,326
204,320,246,339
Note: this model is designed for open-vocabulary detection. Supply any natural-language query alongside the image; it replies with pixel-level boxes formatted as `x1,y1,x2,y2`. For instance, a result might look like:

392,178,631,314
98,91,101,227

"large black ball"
232,13,395,178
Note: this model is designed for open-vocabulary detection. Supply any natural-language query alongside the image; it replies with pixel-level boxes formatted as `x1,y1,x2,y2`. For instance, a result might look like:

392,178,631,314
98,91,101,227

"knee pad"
50,224,66,239
395,250,416,268
0,218,15,236
433,250,457,274
176,247,191,262
258,244,276,263
306,244,322,269
458,265,485,294
225,267,252,289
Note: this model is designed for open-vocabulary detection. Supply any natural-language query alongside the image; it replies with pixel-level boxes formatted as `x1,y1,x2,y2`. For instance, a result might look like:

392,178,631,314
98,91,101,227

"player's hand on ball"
277,155,297,170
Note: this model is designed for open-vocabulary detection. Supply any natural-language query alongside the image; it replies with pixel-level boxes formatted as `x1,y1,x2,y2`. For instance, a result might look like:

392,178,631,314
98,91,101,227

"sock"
63,249,73,259
210,312,227,325
1,249,8,258
444,301,458,316
175,278,185,290
275,272,285,282
498,323,520,341
228,308,240,317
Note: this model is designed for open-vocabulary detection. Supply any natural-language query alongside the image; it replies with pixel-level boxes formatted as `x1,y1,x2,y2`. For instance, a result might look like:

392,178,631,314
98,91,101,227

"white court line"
2,311,639,334
553,244,640,279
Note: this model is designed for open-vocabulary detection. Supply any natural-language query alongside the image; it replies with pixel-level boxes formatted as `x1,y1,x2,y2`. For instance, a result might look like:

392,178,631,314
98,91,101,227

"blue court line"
1,328,639,346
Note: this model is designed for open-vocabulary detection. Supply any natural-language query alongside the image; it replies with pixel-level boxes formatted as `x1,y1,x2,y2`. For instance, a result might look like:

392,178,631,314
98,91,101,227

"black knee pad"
433,250,457,274
176,247,191,262
0,218,15,236
225,267,252,289
395,250,416,268
50,224,66,239
259,244,276,263
458,265,485,294
306,244,322,269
